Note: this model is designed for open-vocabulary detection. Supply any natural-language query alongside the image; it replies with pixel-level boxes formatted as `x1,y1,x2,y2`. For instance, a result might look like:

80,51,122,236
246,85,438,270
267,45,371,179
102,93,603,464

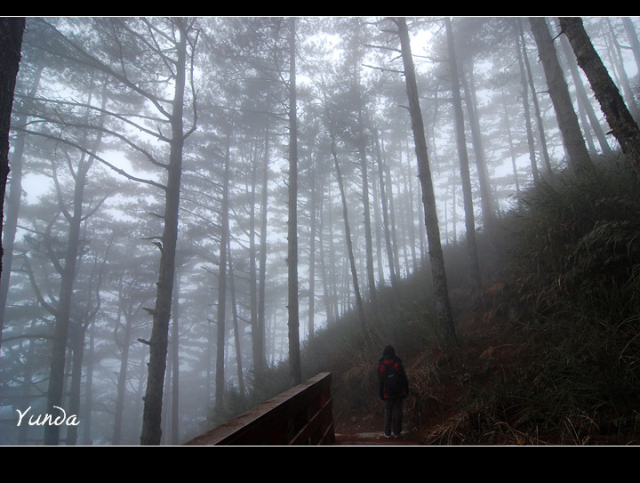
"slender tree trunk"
249,142,259,373
82,318,95,445
518,19,553,175
604,18,640,121
113,278,133,445
65,102,109,447
140,23,189,446
17,334,35,444
515,20,540,181
44,163,86,445
215,131,231,417
446,17,482,293
359,137,377,308
66,323,86,445
322,180,339,325
529,17,592,176
308,157,318,339
385,153,401,280
133,351,146,442
318,180,337,326
357,108,377,309
67,245,102,446
227,239,245,400
371,145,385,285
254,123,270,378
622,18,640,74
44,105,103,444
461,59,497,232
402,141,419,273
501,90,521,193
287,17,302,387
171,271,181,445
559,17,640,178
331,134,366,331
396,17,456,343
374,128,398,290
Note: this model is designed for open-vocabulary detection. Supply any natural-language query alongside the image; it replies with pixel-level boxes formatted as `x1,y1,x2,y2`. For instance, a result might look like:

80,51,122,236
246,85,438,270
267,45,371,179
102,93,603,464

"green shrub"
497,156,640,443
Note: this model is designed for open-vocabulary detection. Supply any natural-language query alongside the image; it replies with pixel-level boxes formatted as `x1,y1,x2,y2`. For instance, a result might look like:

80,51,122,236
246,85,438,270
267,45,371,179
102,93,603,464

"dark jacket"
378,346,409,400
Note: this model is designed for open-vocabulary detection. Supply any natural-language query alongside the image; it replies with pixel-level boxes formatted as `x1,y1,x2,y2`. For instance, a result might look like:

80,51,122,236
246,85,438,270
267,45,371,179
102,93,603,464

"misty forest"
2,16,640,446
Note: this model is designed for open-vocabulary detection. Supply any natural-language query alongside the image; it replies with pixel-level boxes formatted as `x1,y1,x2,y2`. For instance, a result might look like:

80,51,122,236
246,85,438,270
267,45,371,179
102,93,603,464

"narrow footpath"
333,410,421,445
334,431,418,445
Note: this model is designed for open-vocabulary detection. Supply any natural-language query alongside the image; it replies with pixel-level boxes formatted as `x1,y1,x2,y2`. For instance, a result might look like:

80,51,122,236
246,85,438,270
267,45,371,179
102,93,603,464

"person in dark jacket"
378,345,409,438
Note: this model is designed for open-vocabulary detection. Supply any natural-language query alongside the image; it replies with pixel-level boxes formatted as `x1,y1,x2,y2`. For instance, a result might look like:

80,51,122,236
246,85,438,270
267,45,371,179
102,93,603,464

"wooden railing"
184,372,335,446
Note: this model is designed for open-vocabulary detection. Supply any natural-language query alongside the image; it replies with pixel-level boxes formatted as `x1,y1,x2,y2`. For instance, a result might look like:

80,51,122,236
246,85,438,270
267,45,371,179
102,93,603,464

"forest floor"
332,286,536,446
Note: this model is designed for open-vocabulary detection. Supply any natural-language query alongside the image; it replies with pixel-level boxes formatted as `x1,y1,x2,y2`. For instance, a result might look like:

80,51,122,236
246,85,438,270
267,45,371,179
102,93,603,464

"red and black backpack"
380,359,403,398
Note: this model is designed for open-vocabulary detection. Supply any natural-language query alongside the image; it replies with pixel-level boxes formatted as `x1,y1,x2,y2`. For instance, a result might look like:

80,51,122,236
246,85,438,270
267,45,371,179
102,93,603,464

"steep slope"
334,158,640,445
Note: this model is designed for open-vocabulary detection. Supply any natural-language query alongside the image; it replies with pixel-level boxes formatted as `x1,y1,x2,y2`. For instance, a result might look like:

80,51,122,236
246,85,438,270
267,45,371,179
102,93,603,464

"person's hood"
382,345,395,358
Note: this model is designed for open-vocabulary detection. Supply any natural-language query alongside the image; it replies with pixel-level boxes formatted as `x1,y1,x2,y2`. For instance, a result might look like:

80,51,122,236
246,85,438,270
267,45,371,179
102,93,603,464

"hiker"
378,345,409,438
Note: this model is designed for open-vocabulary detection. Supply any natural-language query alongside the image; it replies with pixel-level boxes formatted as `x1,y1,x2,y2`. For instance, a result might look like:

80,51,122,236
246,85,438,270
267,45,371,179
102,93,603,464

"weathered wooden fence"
184,372,335,446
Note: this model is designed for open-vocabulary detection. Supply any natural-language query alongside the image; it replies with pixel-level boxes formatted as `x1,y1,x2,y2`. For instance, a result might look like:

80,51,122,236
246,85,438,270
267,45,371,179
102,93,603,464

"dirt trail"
333,407,422,445
331,291,521,446
334,431,419,445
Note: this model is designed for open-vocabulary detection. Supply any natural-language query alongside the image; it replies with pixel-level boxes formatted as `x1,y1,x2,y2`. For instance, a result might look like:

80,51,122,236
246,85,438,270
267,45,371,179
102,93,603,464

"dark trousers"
383,397,404,436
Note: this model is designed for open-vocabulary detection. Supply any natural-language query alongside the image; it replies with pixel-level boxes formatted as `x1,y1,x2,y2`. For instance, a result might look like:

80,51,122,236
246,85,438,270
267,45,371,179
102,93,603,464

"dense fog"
0,17,638,445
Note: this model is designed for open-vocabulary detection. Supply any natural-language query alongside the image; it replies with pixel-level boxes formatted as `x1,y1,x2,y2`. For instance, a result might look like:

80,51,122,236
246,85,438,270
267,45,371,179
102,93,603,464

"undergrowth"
218,155,640,445
454,156,640,445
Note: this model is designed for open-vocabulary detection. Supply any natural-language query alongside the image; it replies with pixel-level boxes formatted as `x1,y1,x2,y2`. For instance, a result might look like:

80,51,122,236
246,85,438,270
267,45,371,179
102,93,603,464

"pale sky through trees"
1,16,638,445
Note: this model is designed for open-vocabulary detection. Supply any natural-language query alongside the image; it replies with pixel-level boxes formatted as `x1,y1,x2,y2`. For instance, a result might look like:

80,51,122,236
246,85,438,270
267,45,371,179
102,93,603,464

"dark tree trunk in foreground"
396,17,456,344
0,18,25,288
0,64,41,356
529,17,592,176
559,17,640,178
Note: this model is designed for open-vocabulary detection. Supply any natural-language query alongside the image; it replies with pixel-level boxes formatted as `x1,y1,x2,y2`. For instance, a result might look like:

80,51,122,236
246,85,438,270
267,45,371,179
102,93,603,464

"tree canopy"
1,16,639,445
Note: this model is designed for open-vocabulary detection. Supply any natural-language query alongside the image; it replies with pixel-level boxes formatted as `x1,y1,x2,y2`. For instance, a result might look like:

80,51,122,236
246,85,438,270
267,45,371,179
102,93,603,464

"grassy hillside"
221,155,640,445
